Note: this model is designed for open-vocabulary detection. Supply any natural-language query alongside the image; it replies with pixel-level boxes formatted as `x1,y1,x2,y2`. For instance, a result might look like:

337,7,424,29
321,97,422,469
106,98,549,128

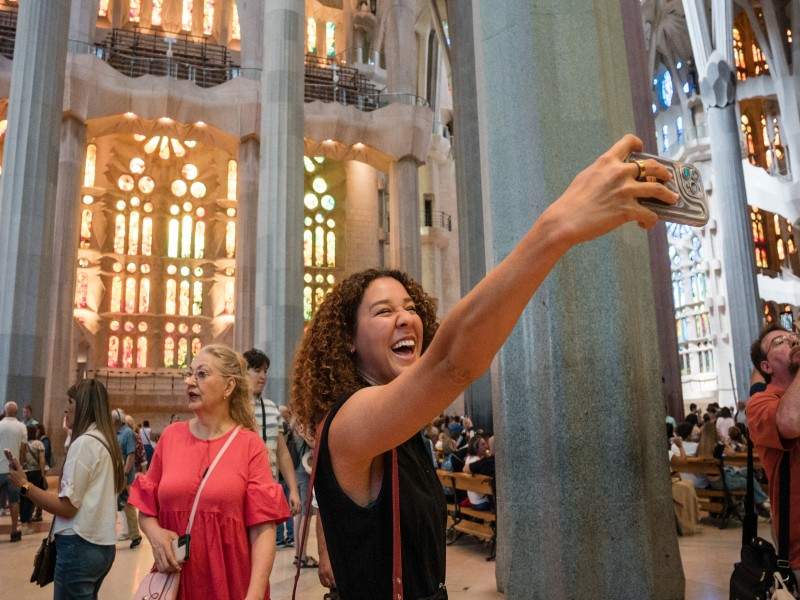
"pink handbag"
133,426,241,600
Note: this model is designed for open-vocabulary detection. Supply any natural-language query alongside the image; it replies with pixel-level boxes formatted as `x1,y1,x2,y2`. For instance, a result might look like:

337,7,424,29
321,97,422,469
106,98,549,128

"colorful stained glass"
307,18,317,54
303,230,312,266
164,337,175,368
129,0,141,22
192,281,203,315
139,277,150,313
326,231,336,267
84,144,97,187
108,336,119,367
118,174,135,191
112,214,125,254
191,337,202,358
122,336,134,368
168,218,179,258
181,216,193,258
75,270,89,308
182,164,198,181
177,338,189,368
224,280,234,314
80,210,93,248
142,217,153,256
226,221,236,258
227,160,237,200
128,211,140,255
315,286,325,309
137,336,148,368
231,3,241,39
203,0,214,35
182,0,193,31
179,280,190,316
110,276,123,312
304,286,312,321
315,226,324,266
166,279,177,315
125,277,136,313
194,221,205,259
326,22,336,57
98,0,110,17
312,177,327,194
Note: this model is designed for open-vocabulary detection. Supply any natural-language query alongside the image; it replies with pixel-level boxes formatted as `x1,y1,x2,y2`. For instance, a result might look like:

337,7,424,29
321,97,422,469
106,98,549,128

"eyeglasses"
766,334,799,353
182,368,213,381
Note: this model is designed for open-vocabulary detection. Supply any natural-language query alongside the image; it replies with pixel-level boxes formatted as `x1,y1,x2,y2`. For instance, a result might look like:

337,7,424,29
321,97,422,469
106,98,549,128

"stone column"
700,54,762,402
446,0,493,432
472,2,683,597
0,2,70,416
385,0,421,280
238,0,265,79
233,137,259,351
43,117,86,455
254,0,305,407
69,0,100,51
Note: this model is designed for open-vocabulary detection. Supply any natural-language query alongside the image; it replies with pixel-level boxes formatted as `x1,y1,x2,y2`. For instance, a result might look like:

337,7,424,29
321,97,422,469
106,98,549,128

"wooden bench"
436,470,495,560
673,455,763,529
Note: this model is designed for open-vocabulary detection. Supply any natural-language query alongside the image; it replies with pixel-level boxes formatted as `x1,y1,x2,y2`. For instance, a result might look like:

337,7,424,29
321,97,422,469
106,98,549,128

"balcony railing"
422,209,452,231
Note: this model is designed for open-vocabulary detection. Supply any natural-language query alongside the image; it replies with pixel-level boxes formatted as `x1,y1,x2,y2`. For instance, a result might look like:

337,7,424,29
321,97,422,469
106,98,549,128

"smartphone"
627,152,709,227
3,448,19,470
172,534,190,563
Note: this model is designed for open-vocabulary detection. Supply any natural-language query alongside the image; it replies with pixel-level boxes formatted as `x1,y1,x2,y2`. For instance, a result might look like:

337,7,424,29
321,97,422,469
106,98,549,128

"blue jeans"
276,482,295,543
709,468,769,505
54,534,115,599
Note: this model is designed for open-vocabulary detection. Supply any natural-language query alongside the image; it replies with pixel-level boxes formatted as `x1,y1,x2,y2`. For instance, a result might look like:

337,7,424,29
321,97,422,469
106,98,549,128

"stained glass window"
80,210,93,248
114,214,126,254
129,0,142,22
177,338,189,368
108,336,119,368
303,230,312,266
168,218,180,258
98,0,110,17
84,144,97,187
741,114,756,164
231,3,241,40
122,336,134,368
179,280,190,316
733,28,746,80
227,160,237,200
166,279,177,314
224,280,234,314
151,0,163,26
194,221,205,258
142,217,153,256
139,277,150,313
164,337,175,368
75,270,89,308
203,0,214,35
226,221,236,258
193,281,203,315
111,276,123,312
128,211,140,255
137,336,148,368
751,206,770,269
125,277,137,313
303,286,312,321
326,22,336,57
191,337,202,358
307,18,317,54
181,216,193,258
182,0,193,31
303,156,339,319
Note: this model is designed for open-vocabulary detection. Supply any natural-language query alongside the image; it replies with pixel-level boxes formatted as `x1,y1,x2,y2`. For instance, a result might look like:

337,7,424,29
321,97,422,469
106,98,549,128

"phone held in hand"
627,152,709,227
3,448,18,470
172,534,190,563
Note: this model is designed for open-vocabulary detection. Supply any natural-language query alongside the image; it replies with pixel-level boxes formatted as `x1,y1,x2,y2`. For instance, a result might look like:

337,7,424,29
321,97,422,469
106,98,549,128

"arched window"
129,0,142,22
98,0,110,18
227,160,237,200
75,270,89,308
326,22,336,57
139,277,151,313
137,336,148,368
166,278,177,314
226,221,236,257
168,218,180,258
111,276,123,312
84,144,97,187
179,280,191,315
303,230,312,266
307,18,317,54
192,281,203,315
191,337,202,358
108,336,120,367
203,0,214,36
182,0,193,31
177,338,189,367
741,114,756,164
181,215,193,258
751,206,770,269
194,221,205,258
733,27,747,80
80,209,93,248
231,4,241,40
142,216,153,256
224,280,234,314
114,214,126,254
128,211,140,255
122,336,134,368
125,277,137,313
164,337,175,368
151,0,164,26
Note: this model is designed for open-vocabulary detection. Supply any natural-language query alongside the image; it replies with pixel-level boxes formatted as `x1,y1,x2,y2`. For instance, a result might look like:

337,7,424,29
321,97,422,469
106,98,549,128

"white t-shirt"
670,441,709,489
253,397,283,479
0,416,27,474
54,426,118,546
716,417,736,443
464,456,489,506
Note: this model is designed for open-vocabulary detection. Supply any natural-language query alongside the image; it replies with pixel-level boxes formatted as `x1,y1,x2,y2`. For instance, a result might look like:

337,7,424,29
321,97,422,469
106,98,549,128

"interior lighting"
82,195,94,205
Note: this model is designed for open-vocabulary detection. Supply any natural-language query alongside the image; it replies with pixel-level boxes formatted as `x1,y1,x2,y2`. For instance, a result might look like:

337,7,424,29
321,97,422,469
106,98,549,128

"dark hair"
729,426,742,442
26,425,38,441
243,348,270,371
751,324,789,383
689,403,697,411
686,413,699,427
675,422,694,440
702,413,710,423
291,269,438,434
142,420,150,427
719,406,732,419
666,422,674,440
467,434,486,457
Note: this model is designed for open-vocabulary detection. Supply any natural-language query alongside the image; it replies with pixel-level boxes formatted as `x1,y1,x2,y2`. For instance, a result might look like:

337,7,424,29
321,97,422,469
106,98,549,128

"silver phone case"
627,152,709,227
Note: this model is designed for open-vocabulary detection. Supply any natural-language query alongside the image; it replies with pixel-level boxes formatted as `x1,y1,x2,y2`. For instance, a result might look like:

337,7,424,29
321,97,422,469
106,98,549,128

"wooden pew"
436,470,495,560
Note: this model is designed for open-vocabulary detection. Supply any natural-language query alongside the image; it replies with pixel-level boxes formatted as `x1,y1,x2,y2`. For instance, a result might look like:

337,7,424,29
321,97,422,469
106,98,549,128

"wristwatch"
19,481,32,497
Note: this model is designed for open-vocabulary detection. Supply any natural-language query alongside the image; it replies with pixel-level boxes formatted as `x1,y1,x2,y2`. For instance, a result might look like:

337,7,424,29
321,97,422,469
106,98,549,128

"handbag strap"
743,432,757,544
186,425,241,535
778,450,792,569
292,415,403,600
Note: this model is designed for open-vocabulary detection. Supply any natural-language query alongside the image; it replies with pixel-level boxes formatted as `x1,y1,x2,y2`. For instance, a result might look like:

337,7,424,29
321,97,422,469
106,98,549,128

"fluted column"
0,1,70,414
233,137,259,351
43,117,86,456
238,0,264,79
254,0,305,407
69,0,100,51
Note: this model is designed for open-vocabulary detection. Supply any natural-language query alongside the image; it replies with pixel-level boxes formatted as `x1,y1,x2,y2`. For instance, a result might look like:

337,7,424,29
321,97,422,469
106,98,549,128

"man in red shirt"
749,325,800,579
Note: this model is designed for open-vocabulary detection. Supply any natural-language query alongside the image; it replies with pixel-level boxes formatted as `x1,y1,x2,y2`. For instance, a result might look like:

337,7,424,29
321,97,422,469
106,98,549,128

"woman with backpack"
7,379,126,599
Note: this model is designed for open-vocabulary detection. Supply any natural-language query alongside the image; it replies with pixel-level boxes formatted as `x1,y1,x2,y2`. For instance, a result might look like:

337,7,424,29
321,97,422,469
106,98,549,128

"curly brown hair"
290,269,439,435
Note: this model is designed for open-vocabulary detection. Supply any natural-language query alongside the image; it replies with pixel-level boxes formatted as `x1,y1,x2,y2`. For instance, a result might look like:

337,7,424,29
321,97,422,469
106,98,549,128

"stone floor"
0,514,756,599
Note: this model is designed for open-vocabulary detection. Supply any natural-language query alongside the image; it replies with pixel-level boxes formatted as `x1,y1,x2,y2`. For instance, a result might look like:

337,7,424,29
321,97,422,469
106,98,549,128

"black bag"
30,521,55,587
730,434,797,599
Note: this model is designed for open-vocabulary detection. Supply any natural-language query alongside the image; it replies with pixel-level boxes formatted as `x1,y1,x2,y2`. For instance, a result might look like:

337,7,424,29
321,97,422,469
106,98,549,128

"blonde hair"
198,344,255,432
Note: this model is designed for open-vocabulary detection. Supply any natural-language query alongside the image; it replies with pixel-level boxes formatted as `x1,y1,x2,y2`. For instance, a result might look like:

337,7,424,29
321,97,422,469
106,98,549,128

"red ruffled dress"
129,422,290,600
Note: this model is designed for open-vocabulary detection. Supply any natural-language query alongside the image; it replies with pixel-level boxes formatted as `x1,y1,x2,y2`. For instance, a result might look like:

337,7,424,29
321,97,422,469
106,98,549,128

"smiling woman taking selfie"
128,344,290,600
291,135,677,600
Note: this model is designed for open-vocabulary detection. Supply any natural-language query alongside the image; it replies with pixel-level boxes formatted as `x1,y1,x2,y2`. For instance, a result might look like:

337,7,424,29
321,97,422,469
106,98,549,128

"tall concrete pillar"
238,0,265,79
0,2,70,415
69,0,100,51
233,137,259,352
472,2,683,597
254,0,305,407
446,0,492,432
385,0,421,280
43,117,86,454
701,55,762,402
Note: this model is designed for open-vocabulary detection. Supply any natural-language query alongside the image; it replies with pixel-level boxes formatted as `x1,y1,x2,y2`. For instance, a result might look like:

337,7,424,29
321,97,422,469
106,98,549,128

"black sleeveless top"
315,399,447,600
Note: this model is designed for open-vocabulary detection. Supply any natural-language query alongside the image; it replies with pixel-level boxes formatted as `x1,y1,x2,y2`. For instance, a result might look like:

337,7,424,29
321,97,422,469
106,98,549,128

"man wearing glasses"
749,325,800,580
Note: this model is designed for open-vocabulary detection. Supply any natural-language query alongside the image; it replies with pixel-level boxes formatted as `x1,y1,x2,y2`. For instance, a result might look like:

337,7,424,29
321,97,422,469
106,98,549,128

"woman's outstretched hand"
544,134,678,248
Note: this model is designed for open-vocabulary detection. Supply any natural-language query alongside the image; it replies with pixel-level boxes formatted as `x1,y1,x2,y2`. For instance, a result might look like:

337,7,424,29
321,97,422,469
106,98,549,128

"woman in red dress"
129,344,290,600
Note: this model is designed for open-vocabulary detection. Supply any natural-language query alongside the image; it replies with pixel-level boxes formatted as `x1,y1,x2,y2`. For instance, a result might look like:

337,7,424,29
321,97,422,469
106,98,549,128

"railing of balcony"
422,209,452,231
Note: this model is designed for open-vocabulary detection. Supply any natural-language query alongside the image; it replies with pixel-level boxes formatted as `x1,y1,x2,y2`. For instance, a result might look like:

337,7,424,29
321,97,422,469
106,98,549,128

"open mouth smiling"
391,338,416,359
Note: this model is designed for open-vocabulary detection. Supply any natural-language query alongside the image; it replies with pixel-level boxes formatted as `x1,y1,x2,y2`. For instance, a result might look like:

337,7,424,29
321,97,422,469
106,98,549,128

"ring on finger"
634,159,647,180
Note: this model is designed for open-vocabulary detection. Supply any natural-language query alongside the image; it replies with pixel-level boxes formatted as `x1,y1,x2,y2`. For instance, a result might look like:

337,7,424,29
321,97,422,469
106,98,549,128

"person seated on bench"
461,436,492,511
